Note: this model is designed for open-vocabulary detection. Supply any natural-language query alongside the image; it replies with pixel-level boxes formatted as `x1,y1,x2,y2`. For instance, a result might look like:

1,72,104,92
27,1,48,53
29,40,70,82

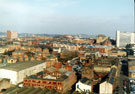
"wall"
100,81,113,94
17,62,46,83
76,81,91,93
0,69,17,84
0,79,11,90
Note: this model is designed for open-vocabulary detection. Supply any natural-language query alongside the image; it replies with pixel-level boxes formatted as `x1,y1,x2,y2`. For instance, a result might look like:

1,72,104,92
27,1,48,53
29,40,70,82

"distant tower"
116,30,120,47
7,30,18,39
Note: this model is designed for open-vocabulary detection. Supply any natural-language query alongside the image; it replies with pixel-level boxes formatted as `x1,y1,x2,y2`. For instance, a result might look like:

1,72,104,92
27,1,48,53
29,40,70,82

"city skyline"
0,0,134,37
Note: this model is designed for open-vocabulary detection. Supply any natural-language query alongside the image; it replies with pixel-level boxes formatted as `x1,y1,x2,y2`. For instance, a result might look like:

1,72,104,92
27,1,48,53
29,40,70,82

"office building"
7,30,18,39
116,30,135,48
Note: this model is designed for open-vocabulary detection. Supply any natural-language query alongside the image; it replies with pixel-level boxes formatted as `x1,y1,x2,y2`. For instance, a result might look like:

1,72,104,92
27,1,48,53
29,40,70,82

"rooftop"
26,70,73,81
128,60,135,67
107,67,116,84
80,77,92,85
0,60,45,72
3,86,58,94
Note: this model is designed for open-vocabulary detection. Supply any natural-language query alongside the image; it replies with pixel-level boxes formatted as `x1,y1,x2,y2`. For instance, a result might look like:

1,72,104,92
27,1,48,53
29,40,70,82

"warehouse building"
0,60,46,84
23,66,77,92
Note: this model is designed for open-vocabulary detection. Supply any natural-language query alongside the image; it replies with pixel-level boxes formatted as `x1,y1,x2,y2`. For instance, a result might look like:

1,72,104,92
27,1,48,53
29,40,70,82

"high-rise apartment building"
7,30,18,39
116,30,135,48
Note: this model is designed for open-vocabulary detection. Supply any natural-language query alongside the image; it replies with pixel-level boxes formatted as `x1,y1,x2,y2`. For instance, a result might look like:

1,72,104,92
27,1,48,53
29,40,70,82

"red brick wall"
23,72,77,92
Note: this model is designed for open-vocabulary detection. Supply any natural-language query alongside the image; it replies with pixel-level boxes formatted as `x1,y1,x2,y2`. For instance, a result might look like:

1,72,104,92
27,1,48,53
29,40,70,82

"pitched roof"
80,77,92,85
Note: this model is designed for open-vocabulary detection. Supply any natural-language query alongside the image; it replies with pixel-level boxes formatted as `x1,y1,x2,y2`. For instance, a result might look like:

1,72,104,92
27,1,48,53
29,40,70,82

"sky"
0,0,134,37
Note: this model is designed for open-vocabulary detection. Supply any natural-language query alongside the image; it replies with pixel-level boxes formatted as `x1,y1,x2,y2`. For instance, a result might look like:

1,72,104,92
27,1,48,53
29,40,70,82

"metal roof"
3,87,55,94
0,60,45,72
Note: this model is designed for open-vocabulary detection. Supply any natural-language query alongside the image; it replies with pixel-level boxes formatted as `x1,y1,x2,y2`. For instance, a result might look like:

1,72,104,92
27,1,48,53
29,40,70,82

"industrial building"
0,60,46,84
3,86,58,94
23,64,77,92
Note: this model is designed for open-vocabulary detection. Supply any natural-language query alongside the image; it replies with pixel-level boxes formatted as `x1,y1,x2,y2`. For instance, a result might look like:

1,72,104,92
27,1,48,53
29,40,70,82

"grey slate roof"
80,77,92,85
0,60,45,72
3,87,58,94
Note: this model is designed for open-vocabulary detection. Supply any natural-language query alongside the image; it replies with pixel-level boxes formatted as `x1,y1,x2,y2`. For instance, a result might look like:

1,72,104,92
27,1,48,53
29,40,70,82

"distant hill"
0,32,97,38
34,34,61,37
0,32,6,37
79,34,96,38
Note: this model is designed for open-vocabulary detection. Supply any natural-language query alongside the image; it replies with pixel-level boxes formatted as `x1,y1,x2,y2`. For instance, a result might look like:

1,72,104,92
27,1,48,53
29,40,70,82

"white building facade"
116,30,135,48
0,61,46,84
76,79,92,94
7,30,18,39
100,81,113,94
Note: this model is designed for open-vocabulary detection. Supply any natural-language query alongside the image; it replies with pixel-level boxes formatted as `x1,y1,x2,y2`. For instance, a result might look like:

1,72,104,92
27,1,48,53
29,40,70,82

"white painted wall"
76,81,91,93
17,62,46,83
0,69,17,84
100,81,113,94
0,62,46,84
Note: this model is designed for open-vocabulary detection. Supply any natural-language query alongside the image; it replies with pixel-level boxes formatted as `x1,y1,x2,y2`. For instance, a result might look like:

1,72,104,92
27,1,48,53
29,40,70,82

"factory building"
0,60,46,84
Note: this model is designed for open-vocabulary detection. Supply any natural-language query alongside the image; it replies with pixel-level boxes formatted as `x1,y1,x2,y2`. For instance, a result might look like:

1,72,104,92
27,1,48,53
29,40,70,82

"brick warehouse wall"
23,72,77,92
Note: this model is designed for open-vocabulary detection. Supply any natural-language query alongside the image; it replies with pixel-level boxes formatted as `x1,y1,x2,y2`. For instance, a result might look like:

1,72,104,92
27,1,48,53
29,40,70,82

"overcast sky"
0,0,134,37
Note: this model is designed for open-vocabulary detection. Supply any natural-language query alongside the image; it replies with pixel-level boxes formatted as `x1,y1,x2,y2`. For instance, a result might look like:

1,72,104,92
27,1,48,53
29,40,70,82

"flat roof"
128,61,135,67
80,77,92,85
25,71,73,81
0,60,45,72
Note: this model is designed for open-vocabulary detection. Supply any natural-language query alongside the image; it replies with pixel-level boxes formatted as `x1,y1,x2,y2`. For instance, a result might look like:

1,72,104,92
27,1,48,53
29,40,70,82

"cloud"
0,0,56,15
0,0,56,25
0,0,133,37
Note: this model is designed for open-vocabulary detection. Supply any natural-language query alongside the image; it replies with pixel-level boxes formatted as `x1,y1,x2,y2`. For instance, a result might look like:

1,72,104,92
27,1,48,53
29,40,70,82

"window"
59,87,62,90
24,80,27,82
32,80,36,83
11,60,14,63
37,80,40,83
77,84,79,88
48,81,51,84
58,82,61,85
53,82,56,84
43,81,46,84
86,90,88,93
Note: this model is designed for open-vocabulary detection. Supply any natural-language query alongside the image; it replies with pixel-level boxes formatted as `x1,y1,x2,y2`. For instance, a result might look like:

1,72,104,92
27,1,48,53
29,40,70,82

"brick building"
88,46,113,56
82,66,94,79
72,39,94,45
23,67,77,92
96,35,108,44
7,30,18,39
